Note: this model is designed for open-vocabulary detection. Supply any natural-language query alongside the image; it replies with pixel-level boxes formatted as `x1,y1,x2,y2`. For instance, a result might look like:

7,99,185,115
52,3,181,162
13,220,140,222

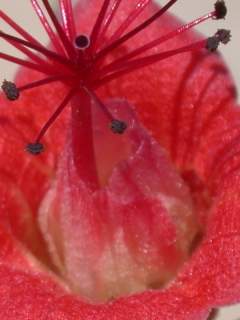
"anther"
74,34,90,50
206,36,220,52
1,80,19,101
206,29,231,52
110,119,127,134
214,0,227,19
215,29,231,44
26,142,44,155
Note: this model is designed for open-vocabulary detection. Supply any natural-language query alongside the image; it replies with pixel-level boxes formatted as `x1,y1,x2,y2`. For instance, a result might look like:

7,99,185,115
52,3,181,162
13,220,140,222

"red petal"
174,173,240,307
0,260,211,320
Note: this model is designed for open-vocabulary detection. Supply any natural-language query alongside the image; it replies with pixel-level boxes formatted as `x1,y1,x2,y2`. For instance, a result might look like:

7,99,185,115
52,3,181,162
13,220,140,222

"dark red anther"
26,142,44,155
206,29,231,52
206,36,220,52
214,0,227,20
215,29,231,44
110,120,127,134
1,80,19,101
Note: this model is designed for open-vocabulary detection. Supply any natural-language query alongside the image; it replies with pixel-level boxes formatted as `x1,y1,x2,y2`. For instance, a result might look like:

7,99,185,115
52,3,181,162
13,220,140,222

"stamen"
214,0,227,19
75,35,90,50
59,0,77,42
84,87,127,134
18,76,65,93
107,0,151,45
96,0,122,48
90,0,111,51
31,0,66,56
205,37,219,52
206,29,231,52
0,51,61,75
7,41,52,68
0,30,74,69
41,0,76,59
94,0,178,61
1,80,19,101
0,9,71,75
32,87,77,149
0,9,45,49
26,142,44,155
94,34,228,87
215,29,231,44
99,11,217,75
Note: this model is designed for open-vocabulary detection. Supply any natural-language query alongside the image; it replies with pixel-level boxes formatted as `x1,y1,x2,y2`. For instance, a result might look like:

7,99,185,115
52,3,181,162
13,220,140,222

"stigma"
0,0,230,154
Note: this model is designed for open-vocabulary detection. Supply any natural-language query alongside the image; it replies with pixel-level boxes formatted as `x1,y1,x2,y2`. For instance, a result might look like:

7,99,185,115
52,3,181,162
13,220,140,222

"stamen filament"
96,0,122,49
0,51,57,75
100,11,215,74
71,90,100,191
18,75,65,92
84,87,114,121
0,9,44,48
94,0,178,61
42,0,76,59
85,88,127,134
90,0,111,52
107,0,151,45
35,87,76,143
94,39,207,87
59,0,76,42
0,30,74,69
31,0,66,56
5,40,50,66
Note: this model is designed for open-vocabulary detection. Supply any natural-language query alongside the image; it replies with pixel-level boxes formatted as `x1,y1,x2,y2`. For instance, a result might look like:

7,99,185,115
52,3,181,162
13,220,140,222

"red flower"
0,0,237,319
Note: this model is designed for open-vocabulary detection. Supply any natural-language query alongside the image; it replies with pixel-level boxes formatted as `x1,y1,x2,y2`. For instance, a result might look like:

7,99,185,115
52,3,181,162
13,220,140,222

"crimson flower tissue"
0,1,238,319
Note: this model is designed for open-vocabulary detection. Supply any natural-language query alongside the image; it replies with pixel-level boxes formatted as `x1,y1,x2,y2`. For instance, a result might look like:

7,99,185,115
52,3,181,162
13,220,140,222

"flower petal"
174,172,240,307
0,262,211,320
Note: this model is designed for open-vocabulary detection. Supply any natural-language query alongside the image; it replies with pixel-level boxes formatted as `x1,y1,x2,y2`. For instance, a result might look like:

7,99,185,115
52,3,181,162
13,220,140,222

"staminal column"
70,89,99,191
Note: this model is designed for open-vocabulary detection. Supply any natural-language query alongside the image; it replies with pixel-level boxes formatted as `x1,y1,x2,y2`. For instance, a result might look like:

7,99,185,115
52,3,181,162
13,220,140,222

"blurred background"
0,1,239,319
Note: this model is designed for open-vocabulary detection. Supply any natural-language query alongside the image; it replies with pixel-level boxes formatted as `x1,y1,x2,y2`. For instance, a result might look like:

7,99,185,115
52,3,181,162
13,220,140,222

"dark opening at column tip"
214,0,227,19
110,119,127,134
74,34,90,49
1,80,19,101
26,142,44,155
